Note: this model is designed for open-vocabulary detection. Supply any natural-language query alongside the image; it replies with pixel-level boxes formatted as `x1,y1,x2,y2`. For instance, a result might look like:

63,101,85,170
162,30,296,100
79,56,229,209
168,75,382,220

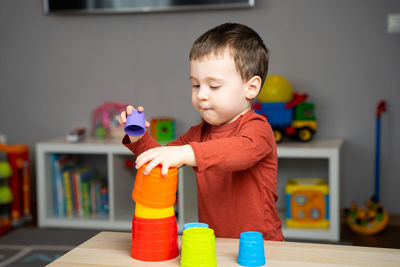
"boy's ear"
245,75,262,100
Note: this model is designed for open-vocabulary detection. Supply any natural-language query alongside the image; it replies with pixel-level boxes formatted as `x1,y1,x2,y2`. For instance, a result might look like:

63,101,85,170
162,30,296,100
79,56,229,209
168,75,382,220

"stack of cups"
180,227,217,267
131,164,179,261
237,231,266,267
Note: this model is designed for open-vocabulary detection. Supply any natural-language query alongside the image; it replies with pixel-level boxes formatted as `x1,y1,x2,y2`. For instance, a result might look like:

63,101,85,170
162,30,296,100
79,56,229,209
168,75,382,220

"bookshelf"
35,137,186,231
36,137,343,241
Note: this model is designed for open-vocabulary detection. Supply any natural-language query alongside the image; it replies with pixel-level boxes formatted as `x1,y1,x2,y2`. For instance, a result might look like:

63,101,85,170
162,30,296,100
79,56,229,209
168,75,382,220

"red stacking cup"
132,164,178,209
131,215,179,261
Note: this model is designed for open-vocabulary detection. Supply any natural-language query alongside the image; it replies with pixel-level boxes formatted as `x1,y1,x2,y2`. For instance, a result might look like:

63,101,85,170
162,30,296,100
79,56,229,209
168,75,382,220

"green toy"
0,162,12,178
0,162,13,206
0,186,13,204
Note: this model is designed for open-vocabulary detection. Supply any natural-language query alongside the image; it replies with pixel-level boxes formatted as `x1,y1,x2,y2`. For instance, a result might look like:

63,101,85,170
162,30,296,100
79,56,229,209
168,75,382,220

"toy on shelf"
150,118,176,143
0,144,32,230
66,127,86,143
286,178,329,229
0,161,13,235
346,101,389,235
253,75,317,143
91,102,127,139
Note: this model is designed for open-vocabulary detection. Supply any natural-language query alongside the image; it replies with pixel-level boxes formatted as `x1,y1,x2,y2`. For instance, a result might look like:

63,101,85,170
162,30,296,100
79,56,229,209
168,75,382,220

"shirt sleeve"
122,131,161,156
189,118,275,172
122,122,203,155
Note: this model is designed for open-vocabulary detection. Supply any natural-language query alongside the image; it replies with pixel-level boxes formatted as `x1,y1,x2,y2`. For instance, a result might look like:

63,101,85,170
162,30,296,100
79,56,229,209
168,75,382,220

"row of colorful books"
51,154,109,218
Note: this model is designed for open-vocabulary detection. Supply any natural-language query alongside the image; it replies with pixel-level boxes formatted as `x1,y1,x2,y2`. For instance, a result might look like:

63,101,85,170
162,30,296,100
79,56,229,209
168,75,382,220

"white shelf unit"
36,137,185,231
36,137,343,241
277,139,343,242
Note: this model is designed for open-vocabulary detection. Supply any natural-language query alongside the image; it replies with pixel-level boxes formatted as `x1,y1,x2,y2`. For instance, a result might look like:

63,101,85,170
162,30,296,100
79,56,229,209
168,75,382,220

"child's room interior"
1,0,400,266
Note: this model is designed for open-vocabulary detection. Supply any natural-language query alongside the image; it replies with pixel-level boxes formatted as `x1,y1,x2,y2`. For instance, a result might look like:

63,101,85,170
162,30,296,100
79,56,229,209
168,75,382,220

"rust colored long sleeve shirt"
123,109,283,241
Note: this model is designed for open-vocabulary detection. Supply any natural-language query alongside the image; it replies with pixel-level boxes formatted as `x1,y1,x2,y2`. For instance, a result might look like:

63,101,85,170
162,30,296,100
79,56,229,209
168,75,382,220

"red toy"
0,144,32,228
253,75,317,143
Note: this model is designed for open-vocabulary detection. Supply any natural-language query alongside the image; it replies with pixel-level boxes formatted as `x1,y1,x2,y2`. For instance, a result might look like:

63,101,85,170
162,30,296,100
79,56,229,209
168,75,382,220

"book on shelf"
51,155,73,217
51,154,108,219
62,169,73,218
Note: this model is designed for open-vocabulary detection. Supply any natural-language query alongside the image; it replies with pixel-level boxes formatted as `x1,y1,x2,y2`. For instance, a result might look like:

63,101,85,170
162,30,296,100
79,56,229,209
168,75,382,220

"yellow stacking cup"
134,203,175,219
180,228,217,267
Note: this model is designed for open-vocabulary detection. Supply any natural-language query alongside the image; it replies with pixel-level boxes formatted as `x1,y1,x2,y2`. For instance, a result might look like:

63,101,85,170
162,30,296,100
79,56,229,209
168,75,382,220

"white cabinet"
36,137,342,241
277,139,343,242
36,137,186,231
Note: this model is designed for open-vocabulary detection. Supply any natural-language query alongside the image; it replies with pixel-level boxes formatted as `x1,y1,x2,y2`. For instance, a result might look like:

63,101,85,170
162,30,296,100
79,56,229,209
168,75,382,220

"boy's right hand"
118,105,150,143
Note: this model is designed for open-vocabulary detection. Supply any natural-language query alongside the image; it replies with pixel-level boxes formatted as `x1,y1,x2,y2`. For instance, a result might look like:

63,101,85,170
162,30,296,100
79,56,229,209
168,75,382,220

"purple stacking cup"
124,110,146,136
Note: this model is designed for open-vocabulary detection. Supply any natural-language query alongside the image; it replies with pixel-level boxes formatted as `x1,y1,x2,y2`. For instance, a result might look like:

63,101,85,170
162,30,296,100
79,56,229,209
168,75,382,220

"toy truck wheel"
297,127,313,142
273,129,284,143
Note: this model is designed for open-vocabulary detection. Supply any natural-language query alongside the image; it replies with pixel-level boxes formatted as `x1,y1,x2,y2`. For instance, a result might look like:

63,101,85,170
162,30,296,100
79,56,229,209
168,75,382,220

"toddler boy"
120,23,283,241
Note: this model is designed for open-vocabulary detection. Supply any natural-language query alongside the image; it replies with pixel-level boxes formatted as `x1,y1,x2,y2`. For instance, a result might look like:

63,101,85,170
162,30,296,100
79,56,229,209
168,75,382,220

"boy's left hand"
136,145,196,177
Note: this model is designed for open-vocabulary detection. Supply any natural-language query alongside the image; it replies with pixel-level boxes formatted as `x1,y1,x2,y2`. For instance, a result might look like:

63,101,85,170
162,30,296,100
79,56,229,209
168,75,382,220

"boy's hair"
190,23,269,86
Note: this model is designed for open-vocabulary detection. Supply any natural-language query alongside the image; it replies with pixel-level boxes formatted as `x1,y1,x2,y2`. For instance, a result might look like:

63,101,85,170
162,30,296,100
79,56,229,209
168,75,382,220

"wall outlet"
0,134,6,144
388,14,400,34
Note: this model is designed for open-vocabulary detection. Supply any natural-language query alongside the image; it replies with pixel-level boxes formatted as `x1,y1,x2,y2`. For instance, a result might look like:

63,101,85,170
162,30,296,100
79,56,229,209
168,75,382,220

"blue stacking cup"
183,222,209,231
238,231,266,267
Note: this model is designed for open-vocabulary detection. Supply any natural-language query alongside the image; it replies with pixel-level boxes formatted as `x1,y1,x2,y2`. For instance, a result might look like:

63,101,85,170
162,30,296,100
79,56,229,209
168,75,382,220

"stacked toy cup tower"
131,164,179,261
125,110,179,261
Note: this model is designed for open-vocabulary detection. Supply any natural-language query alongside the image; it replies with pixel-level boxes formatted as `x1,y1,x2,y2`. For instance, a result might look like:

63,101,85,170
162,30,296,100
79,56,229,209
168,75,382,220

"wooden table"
48,231,400,266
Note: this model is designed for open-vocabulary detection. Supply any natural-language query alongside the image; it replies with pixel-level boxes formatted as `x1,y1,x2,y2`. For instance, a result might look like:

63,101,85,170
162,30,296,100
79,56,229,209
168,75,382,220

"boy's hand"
136,145,197,177
118,105,150,142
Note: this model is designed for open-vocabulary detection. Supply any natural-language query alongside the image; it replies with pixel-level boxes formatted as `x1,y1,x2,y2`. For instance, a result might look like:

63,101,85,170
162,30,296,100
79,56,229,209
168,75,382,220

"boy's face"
190,48,252,126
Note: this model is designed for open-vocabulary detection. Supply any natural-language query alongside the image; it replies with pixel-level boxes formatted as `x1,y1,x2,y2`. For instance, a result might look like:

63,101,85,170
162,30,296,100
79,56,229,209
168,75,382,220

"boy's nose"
197,87,209,101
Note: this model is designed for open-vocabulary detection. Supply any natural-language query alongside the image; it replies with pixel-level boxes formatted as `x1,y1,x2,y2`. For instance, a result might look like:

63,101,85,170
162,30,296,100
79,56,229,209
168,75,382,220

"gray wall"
1,1,399,213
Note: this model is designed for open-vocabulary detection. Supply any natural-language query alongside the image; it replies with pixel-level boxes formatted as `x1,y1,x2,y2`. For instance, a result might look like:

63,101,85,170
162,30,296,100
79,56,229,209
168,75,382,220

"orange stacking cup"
132,164,178,209
131,215,179,261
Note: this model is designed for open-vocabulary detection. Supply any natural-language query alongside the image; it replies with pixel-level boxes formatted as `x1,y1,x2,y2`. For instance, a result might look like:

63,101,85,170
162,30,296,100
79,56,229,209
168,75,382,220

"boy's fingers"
137,106,144,112
144,159,160,175
120,111,127,124
161,164,170,177
126,105,134,115
145,121,151,128
135,148,153,169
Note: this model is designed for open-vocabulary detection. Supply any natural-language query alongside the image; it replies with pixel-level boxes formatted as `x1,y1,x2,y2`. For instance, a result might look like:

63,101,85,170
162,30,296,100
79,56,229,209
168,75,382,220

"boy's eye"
210,85,220,89
192,84,200,88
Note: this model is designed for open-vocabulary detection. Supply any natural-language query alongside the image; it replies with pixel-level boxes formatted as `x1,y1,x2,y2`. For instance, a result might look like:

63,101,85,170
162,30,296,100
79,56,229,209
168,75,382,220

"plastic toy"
66,127,86,143
132,164,178,209
253,75,317,143
124,110,146,136
91,102,127,139
346,101,389,235
286,178,329,229
183,222,209,231
0,161,13,236
131,215,179,261
238,231,266,267
134,202,175,219
257,75,293,102
0,144,31,226
150,118,176,143
180,227,217,267
130,164,179,261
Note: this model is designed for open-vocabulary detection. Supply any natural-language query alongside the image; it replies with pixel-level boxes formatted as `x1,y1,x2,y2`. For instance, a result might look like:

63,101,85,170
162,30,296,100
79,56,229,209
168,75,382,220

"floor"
340,224,400,249
0,224,399,266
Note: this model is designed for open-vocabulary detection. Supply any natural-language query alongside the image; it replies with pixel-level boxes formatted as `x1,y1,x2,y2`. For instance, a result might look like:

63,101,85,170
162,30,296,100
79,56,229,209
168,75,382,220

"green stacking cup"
180,228,217,267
